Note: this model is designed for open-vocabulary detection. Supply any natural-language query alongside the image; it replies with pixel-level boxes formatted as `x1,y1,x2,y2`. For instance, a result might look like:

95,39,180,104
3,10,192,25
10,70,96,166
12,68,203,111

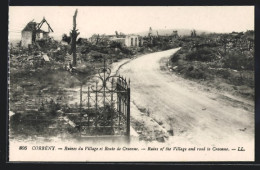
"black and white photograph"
8,6,254,161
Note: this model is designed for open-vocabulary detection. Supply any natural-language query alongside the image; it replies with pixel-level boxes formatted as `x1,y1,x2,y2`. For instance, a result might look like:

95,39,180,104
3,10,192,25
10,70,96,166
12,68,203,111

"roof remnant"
22,21,37,32
22,17,54,33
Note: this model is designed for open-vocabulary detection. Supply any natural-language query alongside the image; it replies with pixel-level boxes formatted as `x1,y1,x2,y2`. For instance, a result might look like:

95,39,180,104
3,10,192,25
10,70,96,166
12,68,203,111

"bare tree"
191,29,196,37
70,9,80,66
115,31,119,37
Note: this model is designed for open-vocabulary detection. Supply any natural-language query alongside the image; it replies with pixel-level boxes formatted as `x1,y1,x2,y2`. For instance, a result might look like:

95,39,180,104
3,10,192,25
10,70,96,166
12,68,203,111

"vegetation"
185,48,217,62
169,30,254,99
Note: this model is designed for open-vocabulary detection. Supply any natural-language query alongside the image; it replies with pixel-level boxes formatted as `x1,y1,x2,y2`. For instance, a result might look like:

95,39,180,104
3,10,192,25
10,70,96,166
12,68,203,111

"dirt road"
117,48,254,146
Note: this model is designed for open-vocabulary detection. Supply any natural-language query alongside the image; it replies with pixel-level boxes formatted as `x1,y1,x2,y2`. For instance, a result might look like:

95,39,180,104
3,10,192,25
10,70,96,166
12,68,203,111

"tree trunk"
71,30,77,66
71,9,79,66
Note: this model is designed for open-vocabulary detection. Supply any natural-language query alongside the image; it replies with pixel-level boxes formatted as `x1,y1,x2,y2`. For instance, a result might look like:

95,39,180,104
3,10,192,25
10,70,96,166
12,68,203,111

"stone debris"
43,54,50,61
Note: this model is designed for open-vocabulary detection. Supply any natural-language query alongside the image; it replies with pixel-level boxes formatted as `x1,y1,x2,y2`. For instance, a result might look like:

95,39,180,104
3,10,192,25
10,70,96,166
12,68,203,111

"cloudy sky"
9,6,254,40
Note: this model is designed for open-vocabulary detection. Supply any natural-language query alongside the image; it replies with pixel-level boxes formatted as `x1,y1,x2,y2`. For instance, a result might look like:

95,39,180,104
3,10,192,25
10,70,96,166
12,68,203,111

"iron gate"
77,60,130,137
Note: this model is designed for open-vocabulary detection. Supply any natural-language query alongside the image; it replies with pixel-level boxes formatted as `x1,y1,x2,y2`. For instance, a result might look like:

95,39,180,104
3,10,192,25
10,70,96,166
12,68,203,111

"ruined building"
148,27,153,37
125,35,143,47
89,32,143,48
21,17,53,48
110,34,143,47
147,27,154,44
171,30,179,39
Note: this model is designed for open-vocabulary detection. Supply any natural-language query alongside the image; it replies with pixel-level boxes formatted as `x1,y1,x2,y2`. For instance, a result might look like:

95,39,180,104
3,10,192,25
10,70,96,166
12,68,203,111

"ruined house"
21,17,54,48
124,35,143,47
88,34,113,45
110,34,143,47
89,33,143,47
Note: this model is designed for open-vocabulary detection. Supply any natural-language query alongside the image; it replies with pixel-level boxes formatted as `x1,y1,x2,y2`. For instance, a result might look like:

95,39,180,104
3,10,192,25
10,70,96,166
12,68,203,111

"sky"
9,6,254,40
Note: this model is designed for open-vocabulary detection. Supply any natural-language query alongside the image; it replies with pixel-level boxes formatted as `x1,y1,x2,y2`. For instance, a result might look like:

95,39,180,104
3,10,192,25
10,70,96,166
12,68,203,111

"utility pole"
70,9,80,66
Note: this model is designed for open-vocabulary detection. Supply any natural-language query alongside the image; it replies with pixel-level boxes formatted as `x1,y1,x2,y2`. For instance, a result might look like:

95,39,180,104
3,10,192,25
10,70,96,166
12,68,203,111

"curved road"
118,48,254,147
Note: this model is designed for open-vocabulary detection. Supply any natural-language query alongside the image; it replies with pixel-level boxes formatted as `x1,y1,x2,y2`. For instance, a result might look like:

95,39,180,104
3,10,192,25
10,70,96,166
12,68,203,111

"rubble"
42,54,50,61
9,15,188,141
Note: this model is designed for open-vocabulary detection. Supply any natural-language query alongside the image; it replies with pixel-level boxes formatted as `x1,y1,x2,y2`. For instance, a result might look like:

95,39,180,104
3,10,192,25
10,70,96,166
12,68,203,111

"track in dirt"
117,48,254,146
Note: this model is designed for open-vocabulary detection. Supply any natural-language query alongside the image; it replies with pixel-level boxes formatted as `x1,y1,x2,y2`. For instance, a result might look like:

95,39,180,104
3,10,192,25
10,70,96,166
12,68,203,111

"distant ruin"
21,17,53,48
89,32,143,47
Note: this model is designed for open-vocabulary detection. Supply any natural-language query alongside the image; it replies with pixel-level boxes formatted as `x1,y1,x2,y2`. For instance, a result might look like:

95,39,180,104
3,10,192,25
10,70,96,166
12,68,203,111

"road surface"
117,48,254,147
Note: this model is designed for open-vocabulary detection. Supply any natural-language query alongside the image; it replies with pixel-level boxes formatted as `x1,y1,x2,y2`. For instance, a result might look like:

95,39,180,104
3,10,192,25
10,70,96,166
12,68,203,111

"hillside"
168,30,254,100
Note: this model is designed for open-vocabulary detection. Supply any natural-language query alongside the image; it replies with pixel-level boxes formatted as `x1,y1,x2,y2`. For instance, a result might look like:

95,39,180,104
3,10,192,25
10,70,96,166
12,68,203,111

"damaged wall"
36,32,50,41
21,31,33,48
125,35,142,47
21,18,53,48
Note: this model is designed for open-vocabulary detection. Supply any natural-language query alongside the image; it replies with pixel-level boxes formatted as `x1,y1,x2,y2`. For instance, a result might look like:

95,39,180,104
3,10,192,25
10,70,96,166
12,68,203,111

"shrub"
185,68,207,79
223,51,254,71
186,48,216,62
138,47,145,53
110,41,122,48
216,69,231,79
183,64,208,80
120,46,132,55
39,99,61,117
170,53,180,62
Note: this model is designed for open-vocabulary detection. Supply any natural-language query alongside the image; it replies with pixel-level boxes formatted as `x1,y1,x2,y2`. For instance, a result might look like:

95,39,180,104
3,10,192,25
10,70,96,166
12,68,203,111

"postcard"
8,6,255,162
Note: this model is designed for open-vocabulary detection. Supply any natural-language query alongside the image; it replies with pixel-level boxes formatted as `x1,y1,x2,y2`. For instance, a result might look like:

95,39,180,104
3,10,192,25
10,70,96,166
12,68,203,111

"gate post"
126,87,130,137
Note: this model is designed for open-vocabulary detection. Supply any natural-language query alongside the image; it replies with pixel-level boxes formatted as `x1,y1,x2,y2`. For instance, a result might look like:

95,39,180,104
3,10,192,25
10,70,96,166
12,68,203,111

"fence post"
117,78,121,129
111,78,114,128
126,87,130,137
